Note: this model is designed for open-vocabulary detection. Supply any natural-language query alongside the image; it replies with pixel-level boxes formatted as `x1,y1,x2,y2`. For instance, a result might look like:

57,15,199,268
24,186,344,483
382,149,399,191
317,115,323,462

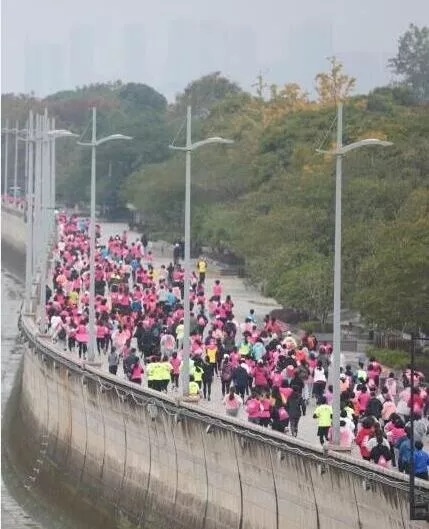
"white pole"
34,115,42,272
50,117,56,234
38,109,50,332
13,119,19,201
88,106,97,362
4,118,9,195
182,105,192,396
24,121,29,199
332,102,343,445
25,111,34,312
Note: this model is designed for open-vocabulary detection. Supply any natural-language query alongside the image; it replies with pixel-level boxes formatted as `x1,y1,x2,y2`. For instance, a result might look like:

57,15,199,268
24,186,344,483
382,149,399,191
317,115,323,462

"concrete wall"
1,206,26,254
15,316,429,529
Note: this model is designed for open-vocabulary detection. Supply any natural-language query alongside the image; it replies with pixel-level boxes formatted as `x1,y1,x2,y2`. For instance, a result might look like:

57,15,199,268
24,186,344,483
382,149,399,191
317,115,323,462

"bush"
366,347,410,370
299,321,333,333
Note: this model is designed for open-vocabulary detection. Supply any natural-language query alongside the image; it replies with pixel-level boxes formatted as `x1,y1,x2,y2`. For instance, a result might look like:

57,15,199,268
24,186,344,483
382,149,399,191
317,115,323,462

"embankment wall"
1,206,26,254
16,315,429,529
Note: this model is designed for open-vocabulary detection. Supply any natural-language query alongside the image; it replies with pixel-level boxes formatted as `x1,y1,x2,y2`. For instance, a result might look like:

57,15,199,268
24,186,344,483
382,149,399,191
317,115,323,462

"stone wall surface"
16,315,429,529
3,210,429,529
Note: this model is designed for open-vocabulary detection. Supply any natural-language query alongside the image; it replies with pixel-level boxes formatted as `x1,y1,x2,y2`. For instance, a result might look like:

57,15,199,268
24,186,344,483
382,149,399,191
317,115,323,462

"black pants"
199,272,205,284
313,381,326,401
290,417,300,436
221,380,231,396
96,337,105,353
68,336,76,351
235,385,246,400
259,417,270,427
109,365,118,375
203,380,212,399
78,342,87,358
171,373,179,388
318,426,330,445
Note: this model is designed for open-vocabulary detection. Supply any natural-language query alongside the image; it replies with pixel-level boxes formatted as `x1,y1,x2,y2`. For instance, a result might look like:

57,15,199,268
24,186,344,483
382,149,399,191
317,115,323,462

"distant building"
69,24,94,89
46,43,66,94
163,19,200,99
24,37,43,95
121,24,146,82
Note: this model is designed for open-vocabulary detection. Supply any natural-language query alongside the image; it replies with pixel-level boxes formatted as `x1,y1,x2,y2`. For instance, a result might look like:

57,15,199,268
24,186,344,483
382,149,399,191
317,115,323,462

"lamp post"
30,111,79,329
169,105,233,396
2,120,26,200
317,102,393,445
2,118,10,195
77,107,132,362
13,119,19,202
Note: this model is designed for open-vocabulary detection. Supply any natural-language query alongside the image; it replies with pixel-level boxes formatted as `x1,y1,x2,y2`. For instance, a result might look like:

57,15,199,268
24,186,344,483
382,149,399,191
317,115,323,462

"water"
1,265,44,528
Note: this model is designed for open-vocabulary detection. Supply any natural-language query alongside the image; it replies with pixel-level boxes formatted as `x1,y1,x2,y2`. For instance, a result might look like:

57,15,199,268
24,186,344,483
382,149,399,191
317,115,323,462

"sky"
2,0,429,101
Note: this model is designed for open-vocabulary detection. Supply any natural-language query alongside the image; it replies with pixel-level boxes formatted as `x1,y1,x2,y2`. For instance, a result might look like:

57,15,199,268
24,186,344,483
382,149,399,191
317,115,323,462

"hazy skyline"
2,0,429,101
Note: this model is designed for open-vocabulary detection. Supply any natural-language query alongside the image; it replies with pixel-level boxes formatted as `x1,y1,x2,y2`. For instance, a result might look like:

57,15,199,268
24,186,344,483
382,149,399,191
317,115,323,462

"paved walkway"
42,221,367,457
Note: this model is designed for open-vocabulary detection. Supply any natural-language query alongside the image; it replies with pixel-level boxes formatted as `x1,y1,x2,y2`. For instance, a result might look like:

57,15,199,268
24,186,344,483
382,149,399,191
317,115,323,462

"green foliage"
171,71,242,118
355,189,429,333
299,321,333,334
389,24,429,101
2,82,170,214
365,347,410,369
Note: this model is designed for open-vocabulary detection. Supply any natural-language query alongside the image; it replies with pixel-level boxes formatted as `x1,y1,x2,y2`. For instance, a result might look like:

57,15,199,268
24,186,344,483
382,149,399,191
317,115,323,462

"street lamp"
169,105,234,396
2,121,27,201
77,106,132,362
2,118,10,196
317,102,393,446
33,115,78,329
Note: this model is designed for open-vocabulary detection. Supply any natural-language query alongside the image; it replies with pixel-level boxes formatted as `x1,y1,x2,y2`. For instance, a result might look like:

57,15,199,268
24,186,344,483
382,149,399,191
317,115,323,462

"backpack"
222,364,232,381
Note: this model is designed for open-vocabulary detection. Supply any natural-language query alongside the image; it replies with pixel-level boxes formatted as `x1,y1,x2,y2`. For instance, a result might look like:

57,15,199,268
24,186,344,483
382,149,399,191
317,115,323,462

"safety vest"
160,362,171,381
193,365,203,382
189,381,200,396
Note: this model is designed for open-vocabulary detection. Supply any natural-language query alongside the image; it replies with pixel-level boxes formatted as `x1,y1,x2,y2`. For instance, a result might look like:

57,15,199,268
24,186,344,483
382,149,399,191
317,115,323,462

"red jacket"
355,427,374,458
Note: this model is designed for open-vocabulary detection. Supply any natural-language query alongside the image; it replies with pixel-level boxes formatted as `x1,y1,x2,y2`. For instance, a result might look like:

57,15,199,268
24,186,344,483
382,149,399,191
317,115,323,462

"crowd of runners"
44,213,429,478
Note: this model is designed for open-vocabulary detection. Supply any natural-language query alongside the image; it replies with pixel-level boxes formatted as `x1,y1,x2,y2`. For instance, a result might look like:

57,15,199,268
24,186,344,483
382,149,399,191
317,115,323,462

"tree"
171,72,241,118
315,56,356,105
355,190,429,332
276,257,334,324
389,24,429,102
